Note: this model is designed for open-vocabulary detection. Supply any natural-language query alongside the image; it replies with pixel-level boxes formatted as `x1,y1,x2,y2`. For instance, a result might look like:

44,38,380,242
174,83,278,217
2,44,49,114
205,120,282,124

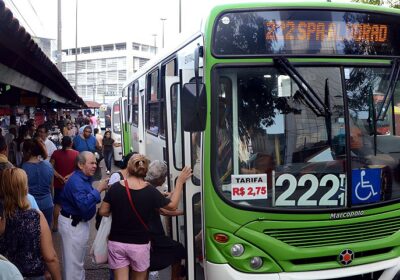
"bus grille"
264,216,400,248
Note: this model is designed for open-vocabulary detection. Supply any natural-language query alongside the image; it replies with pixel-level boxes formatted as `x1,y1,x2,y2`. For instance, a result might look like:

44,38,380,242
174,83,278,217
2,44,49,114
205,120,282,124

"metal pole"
178,0,181,33
160,18,166,48
102,80,105,104
74,0,78,91
152,34,157,54
56,0,62,71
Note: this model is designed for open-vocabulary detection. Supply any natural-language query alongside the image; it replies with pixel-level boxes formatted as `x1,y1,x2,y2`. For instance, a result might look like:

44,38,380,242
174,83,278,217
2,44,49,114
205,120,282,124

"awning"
85,101,101,108
0,0,86,108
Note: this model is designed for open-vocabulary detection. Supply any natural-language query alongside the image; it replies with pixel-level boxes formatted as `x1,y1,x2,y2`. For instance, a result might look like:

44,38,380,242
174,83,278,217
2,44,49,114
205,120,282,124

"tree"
352,0,382,4
386,0,400,8
351,0,400,8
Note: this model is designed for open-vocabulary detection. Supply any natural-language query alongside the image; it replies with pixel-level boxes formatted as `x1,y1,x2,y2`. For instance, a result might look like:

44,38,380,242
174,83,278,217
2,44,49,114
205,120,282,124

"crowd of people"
0,114,192,280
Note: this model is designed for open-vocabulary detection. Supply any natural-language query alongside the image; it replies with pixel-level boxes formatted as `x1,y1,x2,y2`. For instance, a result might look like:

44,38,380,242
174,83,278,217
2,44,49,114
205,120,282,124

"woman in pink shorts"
99,154,191,280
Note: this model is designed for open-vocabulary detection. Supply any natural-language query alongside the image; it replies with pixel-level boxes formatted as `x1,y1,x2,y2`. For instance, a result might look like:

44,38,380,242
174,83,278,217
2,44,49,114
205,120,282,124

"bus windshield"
213,65,400,210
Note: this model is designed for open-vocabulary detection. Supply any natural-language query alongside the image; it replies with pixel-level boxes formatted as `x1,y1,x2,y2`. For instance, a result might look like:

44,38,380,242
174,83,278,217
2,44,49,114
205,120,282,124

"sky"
4,0,352,49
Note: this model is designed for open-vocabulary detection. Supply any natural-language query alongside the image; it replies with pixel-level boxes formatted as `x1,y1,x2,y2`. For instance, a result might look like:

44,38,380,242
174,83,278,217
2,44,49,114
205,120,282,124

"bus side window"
171,83,183,170
127,84,132,123
132,82,139,126
146,70,160,135
191,132,201,185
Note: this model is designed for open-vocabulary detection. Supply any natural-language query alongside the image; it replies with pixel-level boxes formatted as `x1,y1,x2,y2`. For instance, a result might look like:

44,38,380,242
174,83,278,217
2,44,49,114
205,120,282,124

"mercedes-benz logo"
338,249,354,266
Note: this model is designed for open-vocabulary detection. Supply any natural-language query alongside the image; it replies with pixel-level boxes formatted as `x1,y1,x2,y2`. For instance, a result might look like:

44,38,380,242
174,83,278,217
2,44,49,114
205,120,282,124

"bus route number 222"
274,173,346,207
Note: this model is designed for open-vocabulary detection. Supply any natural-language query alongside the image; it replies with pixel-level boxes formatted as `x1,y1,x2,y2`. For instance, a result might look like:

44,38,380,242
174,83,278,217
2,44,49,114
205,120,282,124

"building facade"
61,41,157,104
33,37,57,62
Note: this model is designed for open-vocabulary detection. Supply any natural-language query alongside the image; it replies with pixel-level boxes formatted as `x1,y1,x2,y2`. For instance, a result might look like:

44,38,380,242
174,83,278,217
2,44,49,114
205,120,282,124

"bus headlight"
230,244,244,257
250,256,263,269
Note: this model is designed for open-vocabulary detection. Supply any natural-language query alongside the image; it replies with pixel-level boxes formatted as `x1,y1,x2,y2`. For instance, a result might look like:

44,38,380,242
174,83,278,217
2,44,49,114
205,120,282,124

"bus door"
179,42,205,279
119,97,126,155
183,130,204,280
121,97,131,155
164,66,183,238
111,99,123,162
138,89,146,154
130,82,140,153
164,59,203,279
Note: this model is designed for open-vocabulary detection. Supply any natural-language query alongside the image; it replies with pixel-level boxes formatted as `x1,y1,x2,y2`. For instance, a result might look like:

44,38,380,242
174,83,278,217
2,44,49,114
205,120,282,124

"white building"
33,37,57,63
61,41,157,103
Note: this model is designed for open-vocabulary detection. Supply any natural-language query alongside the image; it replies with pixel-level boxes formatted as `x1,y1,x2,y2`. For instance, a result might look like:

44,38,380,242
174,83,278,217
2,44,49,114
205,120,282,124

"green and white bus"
120,2,400,279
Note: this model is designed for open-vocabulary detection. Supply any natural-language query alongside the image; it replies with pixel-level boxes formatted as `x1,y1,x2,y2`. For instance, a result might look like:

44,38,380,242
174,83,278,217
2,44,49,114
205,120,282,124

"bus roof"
123,32,203,89
208,1,400,15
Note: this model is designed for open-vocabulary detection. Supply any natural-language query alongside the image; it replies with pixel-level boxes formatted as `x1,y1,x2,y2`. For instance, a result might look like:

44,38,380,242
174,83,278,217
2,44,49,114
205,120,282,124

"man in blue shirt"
58,151,108,280
73,125,98,153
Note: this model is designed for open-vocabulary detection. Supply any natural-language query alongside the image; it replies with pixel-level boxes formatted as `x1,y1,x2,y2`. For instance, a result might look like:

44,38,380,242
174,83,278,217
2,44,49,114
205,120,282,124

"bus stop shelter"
0,0,86,110
85,101,101,109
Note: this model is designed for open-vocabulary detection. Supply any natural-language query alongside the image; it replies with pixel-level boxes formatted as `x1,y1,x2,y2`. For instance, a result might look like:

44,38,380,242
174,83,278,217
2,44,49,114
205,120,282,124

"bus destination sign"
213,10,400,56
265,21,388,44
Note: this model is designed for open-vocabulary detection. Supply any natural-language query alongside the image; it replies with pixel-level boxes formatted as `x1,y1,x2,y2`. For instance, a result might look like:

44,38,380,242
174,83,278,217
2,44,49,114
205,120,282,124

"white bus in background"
98,104,110,130
111,98,123,164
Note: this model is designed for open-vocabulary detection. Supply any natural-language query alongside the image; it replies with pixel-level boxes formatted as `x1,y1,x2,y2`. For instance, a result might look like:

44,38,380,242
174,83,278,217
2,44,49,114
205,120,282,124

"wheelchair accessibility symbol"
352,169,381,205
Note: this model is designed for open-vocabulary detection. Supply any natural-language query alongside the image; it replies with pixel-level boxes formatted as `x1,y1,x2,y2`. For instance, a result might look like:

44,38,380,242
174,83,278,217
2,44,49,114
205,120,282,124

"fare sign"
231,174,268,201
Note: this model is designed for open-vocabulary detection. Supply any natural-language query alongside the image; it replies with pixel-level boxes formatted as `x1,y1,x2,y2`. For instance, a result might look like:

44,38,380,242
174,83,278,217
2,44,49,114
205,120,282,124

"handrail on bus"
377,58,400,121
273,56,331,117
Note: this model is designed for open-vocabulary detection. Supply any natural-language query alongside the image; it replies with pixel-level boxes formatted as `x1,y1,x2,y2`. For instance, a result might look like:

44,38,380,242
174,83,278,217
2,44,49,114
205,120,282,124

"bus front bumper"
205,257,400,280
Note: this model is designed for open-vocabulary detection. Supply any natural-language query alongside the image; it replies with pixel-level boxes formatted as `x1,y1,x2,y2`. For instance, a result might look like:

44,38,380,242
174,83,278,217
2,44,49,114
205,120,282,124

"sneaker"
106,170,110,175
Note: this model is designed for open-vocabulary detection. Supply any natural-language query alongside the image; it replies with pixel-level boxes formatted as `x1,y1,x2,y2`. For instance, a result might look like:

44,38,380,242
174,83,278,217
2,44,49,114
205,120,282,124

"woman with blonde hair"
0,168,61,280
99,154,191,280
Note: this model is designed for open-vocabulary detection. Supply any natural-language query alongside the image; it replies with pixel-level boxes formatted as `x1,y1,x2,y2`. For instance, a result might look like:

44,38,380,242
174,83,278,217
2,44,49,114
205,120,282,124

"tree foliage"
351,0,382,4
385,0,400,7
351,0,400,8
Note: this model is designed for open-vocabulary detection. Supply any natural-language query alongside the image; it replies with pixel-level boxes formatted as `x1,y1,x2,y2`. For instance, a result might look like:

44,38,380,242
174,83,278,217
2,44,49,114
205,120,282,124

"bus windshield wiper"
377,58,400,120
274,57,330,117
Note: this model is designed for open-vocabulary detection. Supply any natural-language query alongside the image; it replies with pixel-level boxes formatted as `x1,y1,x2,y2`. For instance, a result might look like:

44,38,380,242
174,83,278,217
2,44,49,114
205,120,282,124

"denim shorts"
108,240,150,272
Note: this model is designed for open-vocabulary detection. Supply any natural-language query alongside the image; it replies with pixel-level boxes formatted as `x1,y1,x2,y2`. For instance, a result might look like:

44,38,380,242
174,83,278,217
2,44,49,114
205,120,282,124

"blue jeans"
104,150,113,171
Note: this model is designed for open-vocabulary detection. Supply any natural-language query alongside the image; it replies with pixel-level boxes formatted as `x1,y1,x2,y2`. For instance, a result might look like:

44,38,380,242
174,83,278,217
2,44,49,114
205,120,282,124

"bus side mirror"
181,82,207,132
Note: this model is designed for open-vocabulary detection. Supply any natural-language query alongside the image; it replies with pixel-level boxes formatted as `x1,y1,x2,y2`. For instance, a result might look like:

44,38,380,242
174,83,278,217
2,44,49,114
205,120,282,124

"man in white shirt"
37,124,57,159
